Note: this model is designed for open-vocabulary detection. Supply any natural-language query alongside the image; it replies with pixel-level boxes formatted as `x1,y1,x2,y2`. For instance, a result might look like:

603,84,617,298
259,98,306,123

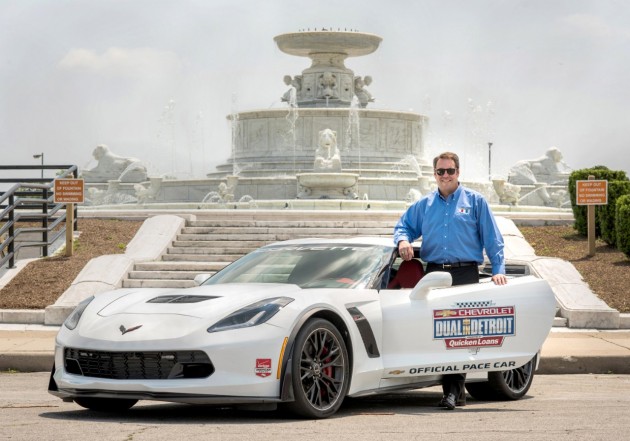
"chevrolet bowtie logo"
388,370,405,375
119,324,143,335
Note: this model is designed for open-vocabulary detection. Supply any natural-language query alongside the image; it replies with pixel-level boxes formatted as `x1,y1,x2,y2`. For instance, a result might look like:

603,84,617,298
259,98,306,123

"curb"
0,353,54,373
538,355,630,375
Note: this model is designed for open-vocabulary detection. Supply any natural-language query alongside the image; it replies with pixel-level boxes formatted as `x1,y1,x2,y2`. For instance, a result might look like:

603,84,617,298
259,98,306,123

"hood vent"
147,295,218,304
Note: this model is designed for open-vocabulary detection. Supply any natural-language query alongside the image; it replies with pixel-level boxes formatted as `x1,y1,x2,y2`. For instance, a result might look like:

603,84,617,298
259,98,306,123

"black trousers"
425,264,479,398
425,263,480,285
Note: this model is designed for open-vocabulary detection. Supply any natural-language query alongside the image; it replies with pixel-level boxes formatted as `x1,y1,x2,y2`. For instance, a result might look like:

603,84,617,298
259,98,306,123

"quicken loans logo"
433,306,515,350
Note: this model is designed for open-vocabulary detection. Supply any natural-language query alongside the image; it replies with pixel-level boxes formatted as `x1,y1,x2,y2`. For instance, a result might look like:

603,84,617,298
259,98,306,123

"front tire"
74,397,138,412
285,318,350,418
465,355,537,401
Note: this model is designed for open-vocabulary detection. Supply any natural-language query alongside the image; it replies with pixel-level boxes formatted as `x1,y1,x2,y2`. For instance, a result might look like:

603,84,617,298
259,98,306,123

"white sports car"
49,237,556,418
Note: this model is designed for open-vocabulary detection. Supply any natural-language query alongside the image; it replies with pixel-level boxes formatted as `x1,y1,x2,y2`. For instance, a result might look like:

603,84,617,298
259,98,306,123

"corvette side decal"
433,305,516,350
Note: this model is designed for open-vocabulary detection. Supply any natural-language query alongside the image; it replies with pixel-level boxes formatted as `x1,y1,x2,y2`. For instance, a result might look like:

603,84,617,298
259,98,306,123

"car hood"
97,283,303,318
74,284,305,342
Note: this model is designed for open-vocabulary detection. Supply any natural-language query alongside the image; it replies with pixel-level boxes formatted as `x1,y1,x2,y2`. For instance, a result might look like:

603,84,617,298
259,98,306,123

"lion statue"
507,147,572,185
81,144,147,183
313,129,342,172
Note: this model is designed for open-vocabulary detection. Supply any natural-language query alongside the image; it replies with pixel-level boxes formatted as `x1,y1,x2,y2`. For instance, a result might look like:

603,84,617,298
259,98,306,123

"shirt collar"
437,183,461,201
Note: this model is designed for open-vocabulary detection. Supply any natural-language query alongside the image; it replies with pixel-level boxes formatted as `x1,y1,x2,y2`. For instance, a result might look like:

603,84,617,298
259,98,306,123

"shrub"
568,167,628,236
598,181,630,245
616,195,630,258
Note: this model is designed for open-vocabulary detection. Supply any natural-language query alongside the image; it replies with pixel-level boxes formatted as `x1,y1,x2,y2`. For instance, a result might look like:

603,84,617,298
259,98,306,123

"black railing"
0,165,79,269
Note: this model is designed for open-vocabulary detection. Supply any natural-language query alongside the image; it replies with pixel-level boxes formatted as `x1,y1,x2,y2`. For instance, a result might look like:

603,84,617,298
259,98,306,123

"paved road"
2,373,629,441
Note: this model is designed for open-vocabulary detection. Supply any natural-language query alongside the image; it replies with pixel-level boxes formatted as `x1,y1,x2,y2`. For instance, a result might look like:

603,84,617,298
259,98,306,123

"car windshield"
203,244,393,289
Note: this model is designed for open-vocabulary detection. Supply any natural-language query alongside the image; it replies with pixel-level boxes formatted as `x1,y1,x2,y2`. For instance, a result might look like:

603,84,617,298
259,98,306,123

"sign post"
576,176,608,256
54,178,85,257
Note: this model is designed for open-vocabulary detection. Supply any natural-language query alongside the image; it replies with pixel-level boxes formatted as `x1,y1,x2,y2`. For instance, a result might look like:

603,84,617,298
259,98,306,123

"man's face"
434,158,459,196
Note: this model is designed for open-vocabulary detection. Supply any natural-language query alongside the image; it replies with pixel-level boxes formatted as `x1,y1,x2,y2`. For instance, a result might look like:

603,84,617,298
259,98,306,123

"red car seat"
387,259,425,289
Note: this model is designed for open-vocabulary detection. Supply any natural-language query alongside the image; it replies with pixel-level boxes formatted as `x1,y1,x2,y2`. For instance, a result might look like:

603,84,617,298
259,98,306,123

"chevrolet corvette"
49,237,556,418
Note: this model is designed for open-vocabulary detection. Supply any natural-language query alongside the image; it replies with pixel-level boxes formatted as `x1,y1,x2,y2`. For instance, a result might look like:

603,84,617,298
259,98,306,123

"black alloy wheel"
285,318,350,418
465,355,537,401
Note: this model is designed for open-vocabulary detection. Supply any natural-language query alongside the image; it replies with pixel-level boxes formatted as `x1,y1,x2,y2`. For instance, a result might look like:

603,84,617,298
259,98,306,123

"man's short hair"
433,151,460,169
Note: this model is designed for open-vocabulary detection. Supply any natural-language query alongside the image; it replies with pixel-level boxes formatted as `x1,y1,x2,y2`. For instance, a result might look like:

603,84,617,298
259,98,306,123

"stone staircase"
122,212,398,289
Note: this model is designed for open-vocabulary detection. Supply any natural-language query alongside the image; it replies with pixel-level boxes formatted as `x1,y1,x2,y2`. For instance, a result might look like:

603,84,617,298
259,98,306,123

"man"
393,151,507,410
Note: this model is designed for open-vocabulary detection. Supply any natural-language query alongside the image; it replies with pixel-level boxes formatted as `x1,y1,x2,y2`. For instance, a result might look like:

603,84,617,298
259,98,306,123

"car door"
379,272,556,380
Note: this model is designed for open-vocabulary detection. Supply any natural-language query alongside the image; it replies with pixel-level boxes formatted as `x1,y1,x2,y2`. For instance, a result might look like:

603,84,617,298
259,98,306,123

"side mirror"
409,271,452,300
193,274,212,286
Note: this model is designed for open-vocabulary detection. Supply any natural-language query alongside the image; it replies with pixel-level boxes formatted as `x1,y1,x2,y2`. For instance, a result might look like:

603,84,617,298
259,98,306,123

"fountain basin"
274,31,382,58
218,108,429,174
297,172,359,199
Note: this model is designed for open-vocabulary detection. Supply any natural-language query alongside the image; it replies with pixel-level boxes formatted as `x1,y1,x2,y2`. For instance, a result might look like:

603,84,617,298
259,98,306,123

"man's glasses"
435,168,457,176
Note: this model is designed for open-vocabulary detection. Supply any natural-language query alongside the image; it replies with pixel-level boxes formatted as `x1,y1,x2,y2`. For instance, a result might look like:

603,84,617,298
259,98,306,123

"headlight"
207,297,294,333
63,296,95,330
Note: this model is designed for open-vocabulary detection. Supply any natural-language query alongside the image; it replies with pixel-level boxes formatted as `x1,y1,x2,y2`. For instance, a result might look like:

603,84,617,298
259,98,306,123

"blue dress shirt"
394,185,505,275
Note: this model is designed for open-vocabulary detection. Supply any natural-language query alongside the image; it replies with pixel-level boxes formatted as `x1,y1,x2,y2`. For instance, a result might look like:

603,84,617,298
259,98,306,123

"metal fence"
0,165,78,269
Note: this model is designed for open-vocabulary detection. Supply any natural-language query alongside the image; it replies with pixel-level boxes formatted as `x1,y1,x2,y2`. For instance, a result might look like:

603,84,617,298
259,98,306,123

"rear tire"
74,397,138,412
285,318,350,419
465,355,537,401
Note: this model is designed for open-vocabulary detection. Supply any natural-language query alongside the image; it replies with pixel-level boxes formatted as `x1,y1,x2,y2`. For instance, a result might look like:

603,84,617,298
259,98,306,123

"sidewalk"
1,325,629,374
538,328,630,374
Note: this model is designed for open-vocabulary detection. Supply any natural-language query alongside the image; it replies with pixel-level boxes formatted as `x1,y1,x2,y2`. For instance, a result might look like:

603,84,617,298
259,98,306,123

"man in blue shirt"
393,151,507,410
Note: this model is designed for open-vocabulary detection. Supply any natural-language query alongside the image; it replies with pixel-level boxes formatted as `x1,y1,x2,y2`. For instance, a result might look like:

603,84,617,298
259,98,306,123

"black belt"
427,261,478,269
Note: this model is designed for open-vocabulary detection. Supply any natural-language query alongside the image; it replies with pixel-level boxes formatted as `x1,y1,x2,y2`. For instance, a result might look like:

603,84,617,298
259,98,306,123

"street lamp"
33,153,44,179
487,142,493,181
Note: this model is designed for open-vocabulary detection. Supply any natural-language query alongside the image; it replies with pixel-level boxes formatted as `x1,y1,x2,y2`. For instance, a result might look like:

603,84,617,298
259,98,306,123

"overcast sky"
1,0,629,183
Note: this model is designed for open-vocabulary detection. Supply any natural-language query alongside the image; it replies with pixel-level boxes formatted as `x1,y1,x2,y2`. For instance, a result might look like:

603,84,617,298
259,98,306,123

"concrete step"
134,261,228,271
167,247,254,255
174,232,389,242
173,239,267,248
176,233,283,242
169,240,264,254
122,279,196,289
161,254,243,262
180,227,393,236
186,220,396,229
127,270,215,280
189,212,397,219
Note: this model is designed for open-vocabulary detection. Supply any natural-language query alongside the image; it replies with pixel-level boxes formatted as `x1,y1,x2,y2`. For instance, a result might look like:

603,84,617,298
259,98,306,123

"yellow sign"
54,178,85,204
576,180,607,206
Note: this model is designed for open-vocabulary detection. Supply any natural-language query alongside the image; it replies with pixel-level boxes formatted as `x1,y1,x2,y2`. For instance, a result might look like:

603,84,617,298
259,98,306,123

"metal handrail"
0,165,78,269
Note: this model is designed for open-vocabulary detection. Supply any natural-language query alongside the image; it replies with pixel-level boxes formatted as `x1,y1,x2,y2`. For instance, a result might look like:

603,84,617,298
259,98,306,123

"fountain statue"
281,75,301,105
313,129,342,172
508,147,572,186
81,144,147,183
492,179,521,206
354,76,374,107
86,180,137,205
297,129,358,199
201,176,239,204
504,146,573,208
